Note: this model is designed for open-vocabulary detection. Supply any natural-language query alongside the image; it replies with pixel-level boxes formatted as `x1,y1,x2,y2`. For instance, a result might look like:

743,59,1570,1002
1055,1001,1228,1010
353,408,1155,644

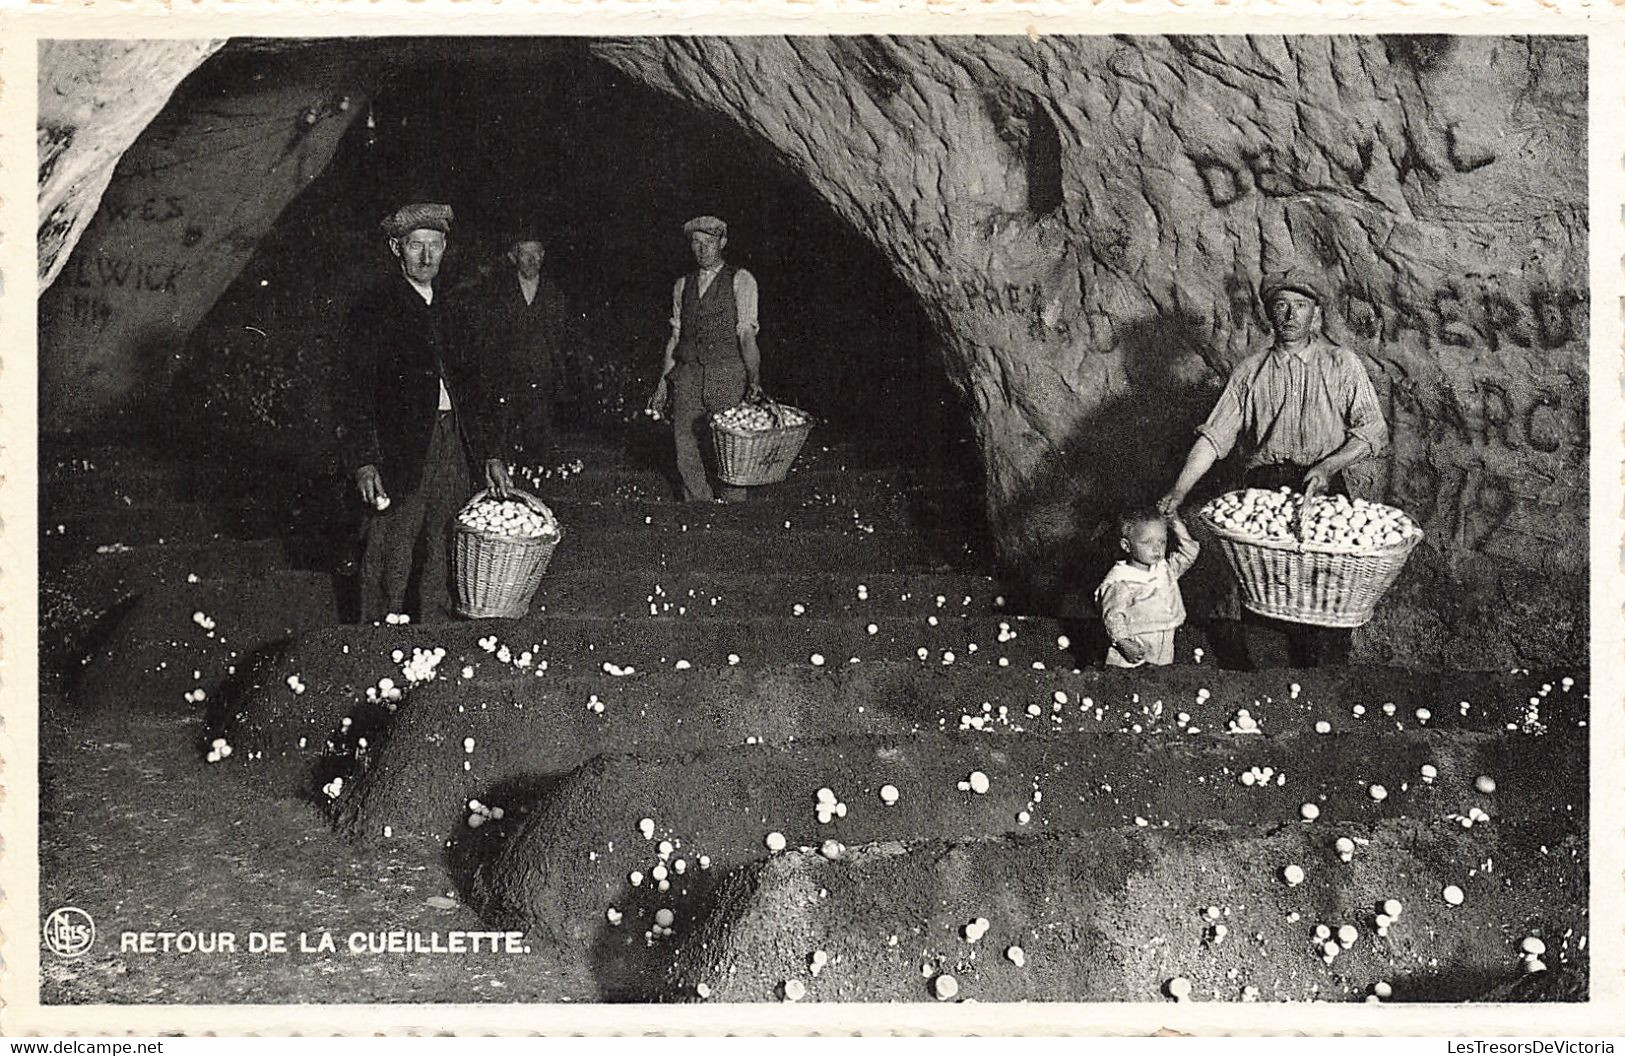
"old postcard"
1,0,1621,1037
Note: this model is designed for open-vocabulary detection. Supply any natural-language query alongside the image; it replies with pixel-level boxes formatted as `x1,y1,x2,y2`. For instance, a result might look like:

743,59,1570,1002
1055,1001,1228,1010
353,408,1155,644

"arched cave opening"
40,37,984,552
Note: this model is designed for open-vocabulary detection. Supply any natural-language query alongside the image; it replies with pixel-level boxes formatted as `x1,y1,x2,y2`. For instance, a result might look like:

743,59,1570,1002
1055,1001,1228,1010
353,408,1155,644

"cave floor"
36,428,1589,1005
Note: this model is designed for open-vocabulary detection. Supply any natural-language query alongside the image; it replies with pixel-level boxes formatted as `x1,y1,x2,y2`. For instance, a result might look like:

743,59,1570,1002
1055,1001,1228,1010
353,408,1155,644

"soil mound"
653,822,1586,1003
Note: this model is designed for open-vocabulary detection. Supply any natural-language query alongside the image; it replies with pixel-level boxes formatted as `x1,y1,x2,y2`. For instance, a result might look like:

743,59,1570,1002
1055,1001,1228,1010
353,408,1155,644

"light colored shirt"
669,266,760,339
1095,533,1200,639
1196,337,1387,469
405,277,452,411
518,274,538,306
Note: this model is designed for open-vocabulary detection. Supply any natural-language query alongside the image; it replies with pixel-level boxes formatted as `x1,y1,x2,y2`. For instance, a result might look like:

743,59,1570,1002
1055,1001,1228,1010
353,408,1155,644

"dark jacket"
340,272,489,496
470,272,571,394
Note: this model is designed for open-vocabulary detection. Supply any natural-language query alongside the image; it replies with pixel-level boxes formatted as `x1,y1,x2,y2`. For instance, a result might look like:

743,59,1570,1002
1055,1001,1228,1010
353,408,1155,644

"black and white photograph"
9,14,1619,1035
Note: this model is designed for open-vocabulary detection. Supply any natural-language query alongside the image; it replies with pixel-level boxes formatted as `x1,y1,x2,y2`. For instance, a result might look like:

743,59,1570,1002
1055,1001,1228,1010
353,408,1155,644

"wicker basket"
1197,496,1423,628
452,488,563,619
711,398,815,486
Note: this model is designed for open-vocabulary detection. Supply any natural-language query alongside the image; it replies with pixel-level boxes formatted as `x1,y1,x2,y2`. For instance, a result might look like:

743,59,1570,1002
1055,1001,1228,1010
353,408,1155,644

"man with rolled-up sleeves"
1157,267,1389,666
646,215,763,503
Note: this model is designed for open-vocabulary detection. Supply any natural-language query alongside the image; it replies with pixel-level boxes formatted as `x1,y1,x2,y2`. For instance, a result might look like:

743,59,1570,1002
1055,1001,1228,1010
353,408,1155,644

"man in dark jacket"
342,202,512,623
469,234,575,466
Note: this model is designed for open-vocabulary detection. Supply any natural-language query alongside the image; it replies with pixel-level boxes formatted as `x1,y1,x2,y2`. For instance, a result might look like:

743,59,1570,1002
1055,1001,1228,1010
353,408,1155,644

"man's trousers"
668,360,747,503
359,410,473,622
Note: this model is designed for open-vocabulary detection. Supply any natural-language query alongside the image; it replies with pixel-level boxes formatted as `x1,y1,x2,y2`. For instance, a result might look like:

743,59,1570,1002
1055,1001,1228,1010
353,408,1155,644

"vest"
674,265,739,366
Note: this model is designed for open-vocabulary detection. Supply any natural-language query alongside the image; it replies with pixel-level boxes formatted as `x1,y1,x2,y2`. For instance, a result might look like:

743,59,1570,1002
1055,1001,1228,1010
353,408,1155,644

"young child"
1095,509,1200,668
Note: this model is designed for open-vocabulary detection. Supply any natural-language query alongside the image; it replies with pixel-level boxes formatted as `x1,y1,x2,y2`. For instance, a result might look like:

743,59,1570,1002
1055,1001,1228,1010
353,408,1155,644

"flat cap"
683,215,728,238
381,202,453,239
1259,267,1329,307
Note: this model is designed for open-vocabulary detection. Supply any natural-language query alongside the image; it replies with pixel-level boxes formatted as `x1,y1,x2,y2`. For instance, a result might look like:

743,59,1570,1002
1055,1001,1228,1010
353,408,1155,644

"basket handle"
746,392,788,427
1293,477,1330,543
746,392,818,429
464,486,549,516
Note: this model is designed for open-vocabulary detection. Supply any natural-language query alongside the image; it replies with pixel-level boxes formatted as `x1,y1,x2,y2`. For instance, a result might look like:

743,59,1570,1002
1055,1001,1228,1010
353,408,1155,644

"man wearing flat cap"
1157,266,1388,666
470,232,578,467
647,215,763,503
341,202,512,623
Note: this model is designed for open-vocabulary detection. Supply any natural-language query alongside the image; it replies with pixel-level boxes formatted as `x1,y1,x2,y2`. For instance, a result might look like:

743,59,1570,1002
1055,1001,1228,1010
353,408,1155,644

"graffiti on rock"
1218,272,1586,355
57,254,188,295
925,275,1076,339
1387,460,1525,553
1383,375,1585,555
101,194,186,224
1191,141,1379,208
1387,379,1585,461
1344,281,1586,352
59,293,116,332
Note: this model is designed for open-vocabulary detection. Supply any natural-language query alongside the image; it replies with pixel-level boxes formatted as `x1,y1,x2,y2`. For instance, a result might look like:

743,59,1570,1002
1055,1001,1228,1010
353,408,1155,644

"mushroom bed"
221,624,1589,1003
40,436,1589,1003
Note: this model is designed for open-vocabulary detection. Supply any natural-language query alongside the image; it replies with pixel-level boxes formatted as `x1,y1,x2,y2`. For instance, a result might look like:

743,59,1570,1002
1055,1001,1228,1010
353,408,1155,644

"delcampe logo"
42,906,96,958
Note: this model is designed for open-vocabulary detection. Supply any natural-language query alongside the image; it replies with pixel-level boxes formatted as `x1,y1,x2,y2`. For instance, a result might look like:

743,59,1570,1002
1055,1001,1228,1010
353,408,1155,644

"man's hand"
1115,637,1147,664
745,378,764,401
1155,490,1185,516
1302,464,1333,497
485,459,513,498
355,465,389,510
647,377,669,417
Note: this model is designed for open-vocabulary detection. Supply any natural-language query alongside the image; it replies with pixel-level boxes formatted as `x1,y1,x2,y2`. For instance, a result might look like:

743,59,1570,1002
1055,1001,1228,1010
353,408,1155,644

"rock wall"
35,36,1589,664
38,46,366,424
39,40,226,289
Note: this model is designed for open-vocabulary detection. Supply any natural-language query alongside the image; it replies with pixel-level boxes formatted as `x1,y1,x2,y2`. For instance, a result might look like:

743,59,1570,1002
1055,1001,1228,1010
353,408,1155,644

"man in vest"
647,215,763,503
342,201,512,623
1157,266,1388,666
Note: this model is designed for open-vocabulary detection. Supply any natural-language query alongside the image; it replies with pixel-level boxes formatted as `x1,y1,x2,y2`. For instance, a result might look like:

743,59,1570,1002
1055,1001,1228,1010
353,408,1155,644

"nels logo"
42,906,96,958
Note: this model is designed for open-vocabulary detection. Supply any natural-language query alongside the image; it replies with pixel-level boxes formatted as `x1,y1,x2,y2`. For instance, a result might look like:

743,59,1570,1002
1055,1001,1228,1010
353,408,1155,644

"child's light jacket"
1095,536,1200,637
